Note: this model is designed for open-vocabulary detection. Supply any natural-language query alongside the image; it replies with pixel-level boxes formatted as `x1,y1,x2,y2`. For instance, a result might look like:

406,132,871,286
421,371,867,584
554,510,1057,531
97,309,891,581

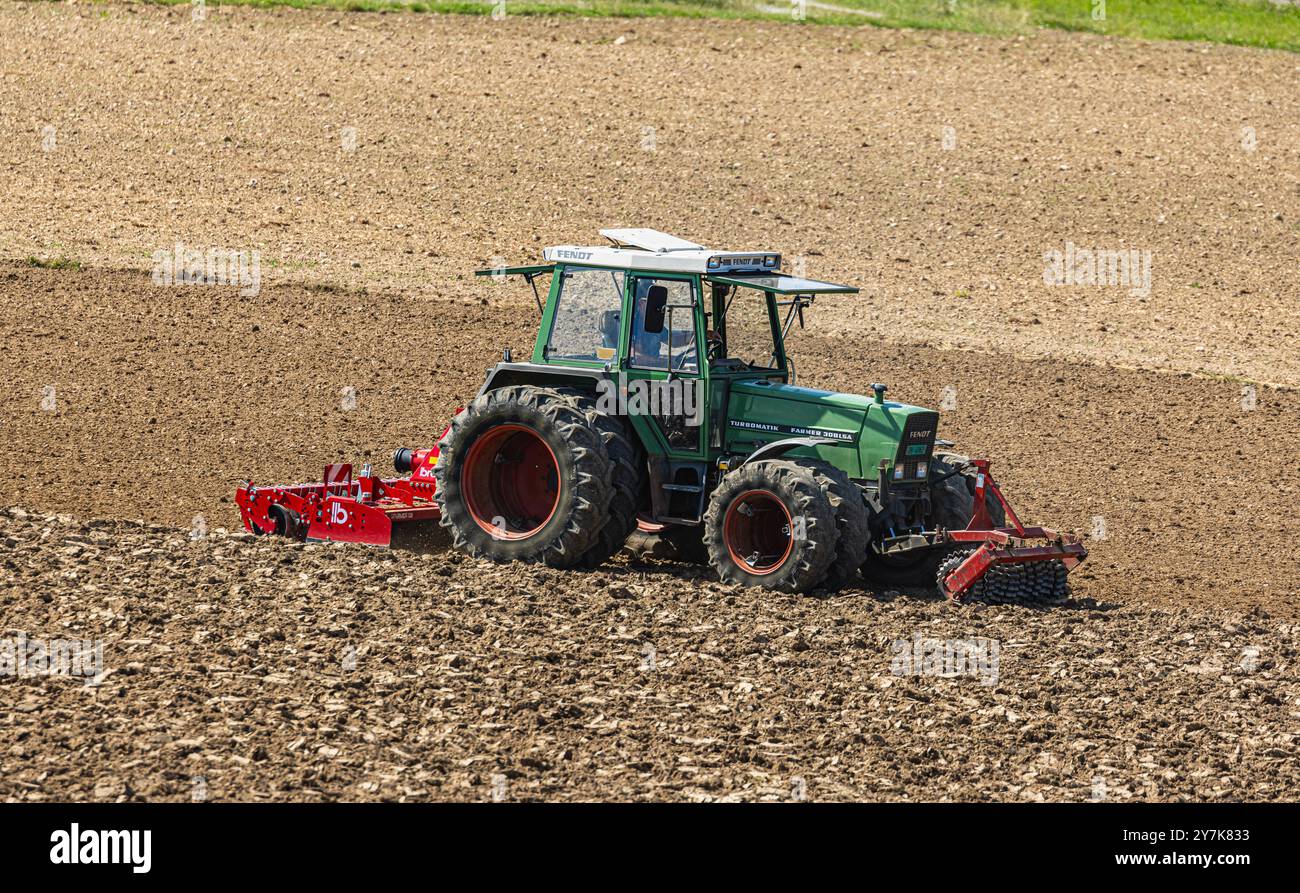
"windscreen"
721,289,779,370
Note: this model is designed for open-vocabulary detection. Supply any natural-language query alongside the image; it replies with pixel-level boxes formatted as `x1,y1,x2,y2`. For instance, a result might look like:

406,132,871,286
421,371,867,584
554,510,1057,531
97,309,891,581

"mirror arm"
525,273,544,315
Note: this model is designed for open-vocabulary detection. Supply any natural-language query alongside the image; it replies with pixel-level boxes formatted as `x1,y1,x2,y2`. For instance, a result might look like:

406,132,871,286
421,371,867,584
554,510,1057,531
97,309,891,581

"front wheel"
703,459,839,593
860,452,1006,587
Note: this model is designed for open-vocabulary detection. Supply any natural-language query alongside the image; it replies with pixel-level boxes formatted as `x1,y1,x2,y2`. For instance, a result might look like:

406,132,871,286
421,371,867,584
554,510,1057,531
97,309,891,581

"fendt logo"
909,429,932,440
552,249,593,260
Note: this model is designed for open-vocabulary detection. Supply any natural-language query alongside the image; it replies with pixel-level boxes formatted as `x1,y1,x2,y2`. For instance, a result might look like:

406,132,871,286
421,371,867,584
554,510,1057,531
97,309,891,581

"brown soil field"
1,4,1297,384
2,508,1297,802
1,3,1298,801
5,263,1297,615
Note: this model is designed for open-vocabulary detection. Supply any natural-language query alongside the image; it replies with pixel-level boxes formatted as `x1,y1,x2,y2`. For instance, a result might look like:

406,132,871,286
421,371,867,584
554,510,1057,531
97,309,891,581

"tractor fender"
477,362,612,398
738,436,841,466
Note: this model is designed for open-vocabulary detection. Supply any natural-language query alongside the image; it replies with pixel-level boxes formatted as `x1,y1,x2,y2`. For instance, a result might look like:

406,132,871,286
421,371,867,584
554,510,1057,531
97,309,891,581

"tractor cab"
480,228,856,380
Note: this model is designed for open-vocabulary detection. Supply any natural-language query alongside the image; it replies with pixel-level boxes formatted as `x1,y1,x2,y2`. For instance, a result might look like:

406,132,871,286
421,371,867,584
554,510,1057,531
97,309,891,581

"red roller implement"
938,459,1088,600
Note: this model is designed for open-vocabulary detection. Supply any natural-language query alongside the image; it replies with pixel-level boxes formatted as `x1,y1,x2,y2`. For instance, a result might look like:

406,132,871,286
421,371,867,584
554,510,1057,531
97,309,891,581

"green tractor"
433,229,1085,602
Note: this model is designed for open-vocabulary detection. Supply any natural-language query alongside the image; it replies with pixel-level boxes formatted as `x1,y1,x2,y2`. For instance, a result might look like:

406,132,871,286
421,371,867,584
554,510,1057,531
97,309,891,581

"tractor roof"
478,229,859,294
543,228,779,275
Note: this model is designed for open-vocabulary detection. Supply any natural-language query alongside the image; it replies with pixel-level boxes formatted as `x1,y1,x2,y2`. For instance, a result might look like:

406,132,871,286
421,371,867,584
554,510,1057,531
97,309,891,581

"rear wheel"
435,386,612,567
704,459,838,593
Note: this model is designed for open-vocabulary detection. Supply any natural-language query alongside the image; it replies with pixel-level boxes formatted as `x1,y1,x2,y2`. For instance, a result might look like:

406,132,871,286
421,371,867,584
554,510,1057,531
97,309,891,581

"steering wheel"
705,329,724,362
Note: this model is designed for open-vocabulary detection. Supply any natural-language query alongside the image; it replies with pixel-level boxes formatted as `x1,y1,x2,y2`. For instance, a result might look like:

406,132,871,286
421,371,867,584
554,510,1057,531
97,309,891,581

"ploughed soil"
2,507,1297,802
1,3,1297,801
2,265,1298,802
0,3,1297,386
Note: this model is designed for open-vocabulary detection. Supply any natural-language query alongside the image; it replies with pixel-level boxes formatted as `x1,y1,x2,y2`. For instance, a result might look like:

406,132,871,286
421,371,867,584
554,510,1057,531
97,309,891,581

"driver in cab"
632,281,701,371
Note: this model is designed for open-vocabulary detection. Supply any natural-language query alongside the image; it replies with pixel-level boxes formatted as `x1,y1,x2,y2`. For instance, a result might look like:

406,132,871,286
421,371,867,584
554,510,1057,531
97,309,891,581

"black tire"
930,452,1006,530
860,452,1006,587
434,386,612,568
861,542,951,588
623,522,709,564
659,523,709,564
703,459,839,593
801,459,870,590
268,503,305,541
553,388,645,569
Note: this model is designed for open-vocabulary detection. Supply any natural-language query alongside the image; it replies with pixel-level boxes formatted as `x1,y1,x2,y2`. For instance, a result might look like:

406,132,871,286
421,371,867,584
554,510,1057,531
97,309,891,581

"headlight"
707,256,721,269
892,465,904,481
763,254,778,267
916,462,928,479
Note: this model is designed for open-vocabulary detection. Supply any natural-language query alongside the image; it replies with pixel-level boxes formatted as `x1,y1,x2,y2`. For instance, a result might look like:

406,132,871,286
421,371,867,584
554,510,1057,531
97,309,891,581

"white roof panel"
543,230,780,274
543,245,712,273
598,228,705,253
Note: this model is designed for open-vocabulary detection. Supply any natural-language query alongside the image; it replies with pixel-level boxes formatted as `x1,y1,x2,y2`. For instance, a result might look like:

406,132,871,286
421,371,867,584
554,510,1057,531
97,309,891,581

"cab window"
630,277,698,373
545,267,625,363
719,288,780,371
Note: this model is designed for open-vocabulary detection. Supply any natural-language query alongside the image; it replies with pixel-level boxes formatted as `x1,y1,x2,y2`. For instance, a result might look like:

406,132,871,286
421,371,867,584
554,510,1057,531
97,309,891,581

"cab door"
622,272,712,523
621,272,708,461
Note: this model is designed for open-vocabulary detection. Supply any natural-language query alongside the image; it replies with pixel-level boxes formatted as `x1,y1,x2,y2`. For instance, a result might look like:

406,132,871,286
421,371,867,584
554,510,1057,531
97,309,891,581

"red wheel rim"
723,489,794,575
461,424,560,540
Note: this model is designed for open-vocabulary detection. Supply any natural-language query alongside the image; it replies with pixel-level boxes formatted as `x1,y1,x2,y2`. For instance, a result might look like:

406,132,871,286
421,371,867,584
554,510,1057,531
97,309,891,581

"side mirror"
643,285,668,334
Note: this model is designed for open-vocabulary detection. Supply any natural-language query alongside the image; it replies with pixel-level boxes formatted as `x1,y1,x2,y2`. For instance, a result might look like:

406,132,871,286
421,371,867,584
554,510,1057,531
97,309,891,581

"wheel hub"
461,424,560,540
723,489,794,575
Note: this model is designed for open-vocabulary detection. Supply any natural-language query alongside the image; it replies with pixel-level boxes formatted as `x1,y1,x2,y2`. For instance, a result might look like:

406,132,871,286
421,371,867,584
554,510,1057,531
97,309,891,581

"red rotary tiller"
235,446,443,548
936,460,1087,603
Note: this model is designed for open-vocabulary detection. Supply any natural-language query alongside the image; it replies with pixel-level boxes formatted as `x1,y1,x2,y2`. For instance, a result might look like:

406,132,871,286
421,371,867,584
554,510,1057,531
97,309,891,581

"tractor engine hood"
725,380,939,480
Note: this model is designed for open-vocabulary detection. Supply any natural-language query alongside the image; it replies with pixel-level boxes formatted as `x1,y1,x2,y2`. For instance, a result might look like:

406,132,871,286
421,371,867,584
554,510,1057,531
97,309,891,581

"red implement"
938,459,1087,600
235,444,442,548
